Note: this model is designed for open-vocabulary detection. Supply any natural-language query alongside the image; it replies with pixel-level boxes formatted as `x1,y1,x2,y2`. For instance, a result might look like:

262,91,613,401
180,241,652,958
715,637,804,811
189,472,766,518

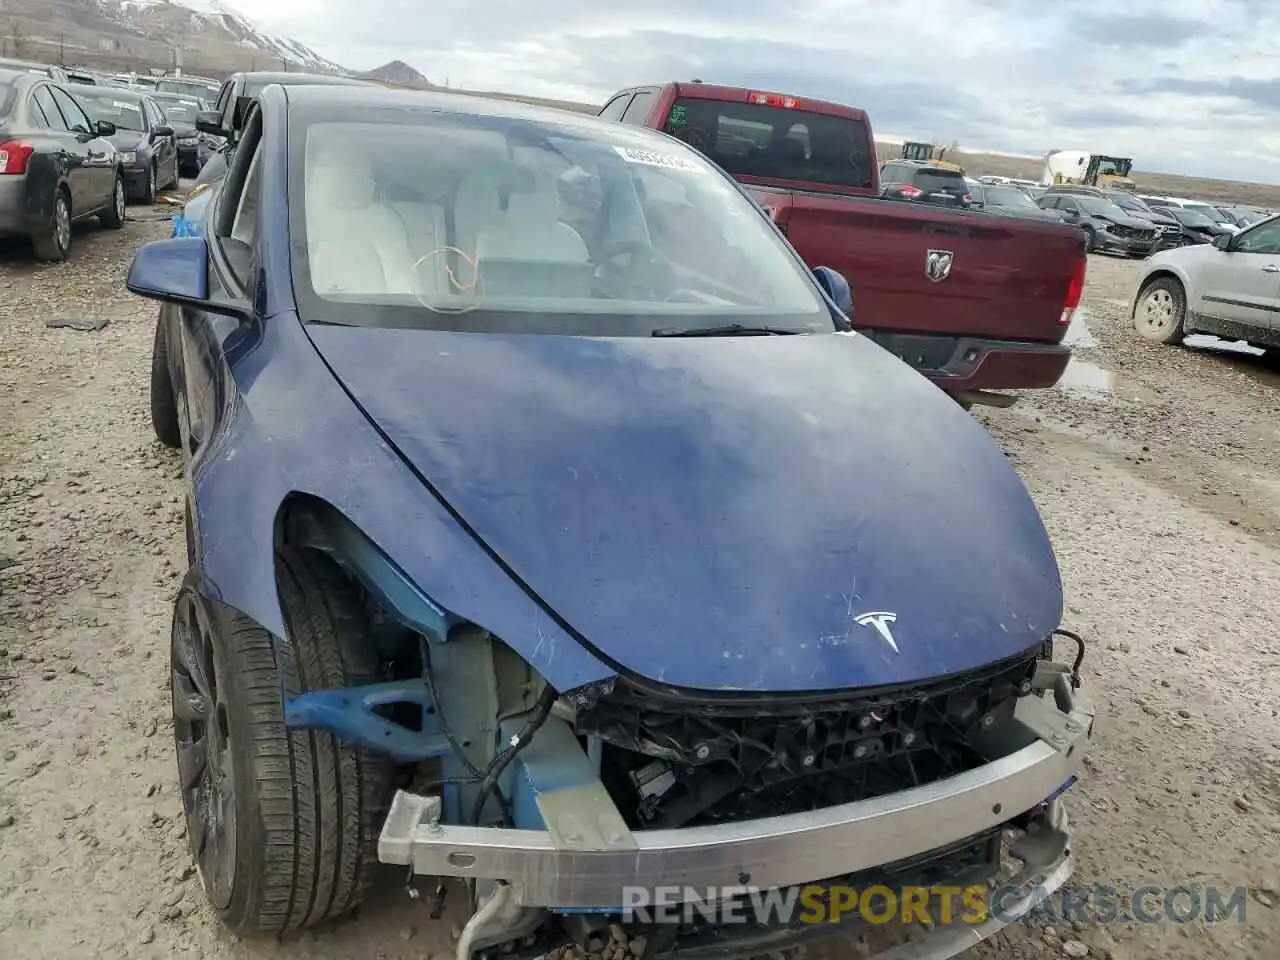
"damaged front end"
283,551,1093,960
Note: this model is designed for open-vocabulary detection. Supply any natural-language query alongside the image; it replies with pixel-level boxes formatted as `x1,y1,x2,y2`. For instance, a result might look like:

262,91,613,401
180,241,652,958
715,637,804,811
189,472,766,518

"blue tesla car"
125,83,1091,956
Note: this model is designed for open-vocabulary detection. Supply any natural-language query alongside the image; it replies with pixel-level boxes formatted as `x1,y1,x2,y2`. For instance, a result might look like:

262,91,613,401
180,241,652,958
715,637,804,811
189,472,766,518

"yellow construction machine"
901,141,965,174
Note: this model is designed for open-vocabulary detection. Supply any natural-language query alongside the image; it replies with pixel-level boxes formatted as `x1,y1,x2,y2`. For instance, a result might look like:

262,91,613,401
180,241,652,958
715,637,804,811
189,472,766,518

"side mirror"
813,265,853,316
1213,233,1233,251
196,110,227,138
126,237,249,318
153,124,174,139
93,120,116,137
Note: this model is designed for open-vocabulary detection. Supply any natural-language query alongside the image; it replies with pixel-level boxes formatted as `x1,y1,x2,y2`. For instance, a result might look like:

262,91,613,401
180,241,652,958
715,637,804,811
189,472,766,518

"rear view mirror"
93,120,116,137
153,124,174,139
813,266,853,316
1213,233,1233,251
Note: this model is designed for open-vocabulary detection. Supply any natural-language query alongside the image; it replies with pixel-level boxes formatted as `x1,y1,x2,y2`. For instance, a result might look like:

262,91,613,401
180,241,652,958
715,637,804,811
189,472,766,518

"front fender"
188,306,614,693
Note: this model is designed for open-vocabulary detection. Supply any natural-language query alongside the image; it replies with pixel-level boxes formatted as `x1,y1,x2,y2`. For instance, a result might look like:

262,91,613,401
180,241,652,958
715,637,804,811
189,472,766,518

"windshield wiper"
650,323,809,338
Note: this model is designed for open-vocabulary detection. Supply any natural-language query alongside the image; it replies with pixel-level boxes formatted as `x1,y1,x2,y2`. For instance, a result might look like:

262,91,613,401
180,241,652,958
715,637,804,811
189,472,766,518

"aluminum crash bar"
379,668,1094,909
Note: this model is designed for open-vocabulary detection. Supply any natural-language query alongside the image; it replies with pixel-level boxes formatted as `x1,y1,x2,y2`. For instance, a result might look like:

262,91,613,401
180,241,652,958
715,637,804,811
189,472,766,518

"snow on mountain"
99,0,346,73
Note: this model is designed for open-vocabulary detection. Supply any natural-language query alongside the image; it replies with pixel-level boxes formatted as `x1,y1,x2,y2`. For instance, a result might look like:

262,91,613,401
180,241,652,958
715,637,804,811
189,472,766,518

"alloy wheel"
171,592,237,909
55,196,71,253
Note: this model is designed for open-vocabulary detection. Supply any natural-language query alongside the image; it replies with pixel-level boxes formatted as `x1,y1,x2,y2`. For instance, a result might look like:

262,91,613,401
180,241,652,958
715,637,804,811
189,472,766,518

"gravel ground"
1,224,1278,960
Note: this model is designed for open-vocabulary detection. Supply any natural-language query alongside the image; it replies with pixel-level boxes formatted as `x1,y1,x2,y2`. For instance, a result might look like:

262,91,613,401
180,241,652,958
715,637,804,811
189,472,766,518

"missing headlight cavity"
576,650,1042,829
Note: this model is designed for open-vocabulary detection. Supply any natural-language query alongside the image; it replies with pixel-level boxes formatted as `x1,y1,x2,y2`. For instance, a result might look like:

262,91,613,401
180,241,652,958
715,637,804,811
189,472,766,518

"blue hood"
308,326,1062,693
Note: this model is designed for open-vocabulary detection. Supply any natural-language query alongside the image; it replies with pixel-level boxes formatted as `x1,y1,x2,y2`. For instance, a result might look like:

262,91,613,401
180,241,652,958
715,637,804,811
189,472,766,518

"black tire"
31,188,71,262
171,549,395,936
1081,226,1097,253
1132,276,1187,345
150,309,182,448
99,174,126,230
143,162,157,204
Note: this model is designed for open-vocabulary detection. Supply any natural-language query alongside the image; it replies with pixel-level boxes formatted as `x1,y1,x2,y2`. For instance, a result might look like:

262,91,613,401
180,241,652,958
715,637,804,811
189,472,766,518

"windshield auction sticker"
613,145,707,173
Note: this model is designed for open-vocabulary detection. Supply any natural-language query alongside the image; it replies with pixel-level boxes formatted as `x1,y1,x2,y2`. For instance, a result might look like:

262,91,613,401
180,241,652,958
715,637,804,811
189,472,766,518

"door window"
33,86,69,131
620,90,656,126
50,87,92,134
1233,219,1280,255
598,93,632,122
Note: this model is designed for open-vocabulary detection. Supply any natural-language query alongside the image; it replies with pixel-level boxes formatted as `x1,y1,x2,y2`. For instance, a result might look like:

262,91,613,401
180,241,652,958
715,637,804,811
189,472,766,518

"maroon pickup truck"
597,82,1088,406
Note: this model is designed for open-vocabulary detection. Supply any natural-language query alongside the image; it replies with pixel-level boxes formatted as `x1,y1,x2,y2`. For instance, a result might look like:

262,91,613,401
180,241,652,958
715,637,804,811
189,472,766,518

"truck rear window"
663,97,873,190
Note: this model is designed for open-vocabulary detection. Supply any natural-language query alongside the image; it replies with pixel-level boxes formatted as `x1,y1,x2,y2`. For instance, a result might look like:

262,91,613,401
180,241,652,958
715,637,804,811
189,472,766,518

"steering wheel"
594,240,665,298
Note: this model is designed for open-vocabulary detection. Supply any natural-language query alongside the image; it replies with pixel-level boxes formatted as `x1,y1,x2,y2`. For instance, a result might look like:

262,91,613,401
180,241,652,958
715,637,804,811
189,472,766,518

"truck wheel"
1132,277,1186,345
170,548,395,936
150,310,182,448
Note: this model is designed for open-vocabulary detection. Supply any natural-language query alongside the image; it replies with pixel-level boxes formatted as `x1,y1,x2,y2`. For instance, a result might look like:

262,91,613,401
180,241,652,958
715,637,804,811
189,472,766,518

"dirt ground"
1,216,1279,960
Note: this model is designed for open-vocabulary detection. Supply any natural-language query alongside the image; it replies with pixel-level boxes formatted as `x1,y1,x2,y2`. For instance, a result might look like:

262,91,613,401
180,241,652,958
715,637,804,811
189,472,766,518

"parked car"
597,81,1088,407
1037,193,1159,256
150,90,209,177
1162,206,1236,244
68,84,178,202
0,57,69,85
193,71,373,186
879,159,972,207
0,68,125,260
127,81,1092,953
969,182,1068,222
1132,213,1280,354
1183,202,1240,233
1098,191,1185,247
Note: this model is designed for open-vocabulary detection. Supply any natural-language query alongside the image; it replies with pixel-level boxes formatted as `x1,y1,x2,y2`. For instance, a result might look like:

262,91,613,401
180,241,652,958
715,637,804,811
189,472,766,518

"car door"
145,96,177,185
176,105,265,457
1194,217,1280,334
49,85,114,211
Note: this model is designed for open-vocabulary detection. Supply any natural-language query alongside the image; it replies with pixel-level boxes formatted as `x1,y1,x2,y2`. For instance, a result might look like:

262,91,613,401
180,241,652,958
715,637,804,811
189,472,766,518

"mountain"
357,59,432,89
0,0,346,77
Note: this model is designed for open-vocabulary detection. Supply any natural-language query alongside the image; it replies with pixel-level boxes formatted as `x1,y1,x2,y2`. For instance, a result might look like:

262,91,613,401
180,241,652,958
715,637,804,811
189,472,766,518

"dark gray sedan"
0,69,124,260
67,84,179,203
150,90,210,177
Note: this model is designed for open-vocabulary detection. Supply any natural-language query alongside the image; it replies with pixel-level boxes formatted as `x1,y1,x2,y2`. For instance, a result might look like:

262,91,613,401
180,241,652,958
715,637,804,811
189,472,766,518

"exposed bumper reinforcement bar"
379,673,1093,910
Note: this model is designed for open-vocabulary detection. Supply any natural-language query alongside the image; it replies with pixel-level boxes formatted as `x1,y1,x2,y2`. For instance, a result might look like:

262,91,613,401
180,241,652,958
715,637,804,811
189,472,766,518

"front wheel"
171,548,395,936
99,175,126,230
1132,276,1187,345
143,163,157,204
1081,226,1097,253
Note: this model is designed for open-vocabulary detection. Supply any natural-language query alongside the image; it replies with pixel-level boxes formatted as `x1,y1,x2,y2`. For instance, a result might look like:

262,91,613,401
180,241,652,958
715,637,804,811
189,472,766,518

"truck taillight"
0,140,34,175
1060,255,1087,324
747,91,800,109
760,203,790,236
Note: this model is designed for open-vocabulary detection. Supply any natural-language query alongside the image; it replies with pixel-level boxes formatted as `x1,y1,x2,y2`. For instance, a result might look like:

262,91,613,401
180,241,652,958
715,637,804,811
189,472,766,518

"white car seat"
305,141,422,297
474,170,590,264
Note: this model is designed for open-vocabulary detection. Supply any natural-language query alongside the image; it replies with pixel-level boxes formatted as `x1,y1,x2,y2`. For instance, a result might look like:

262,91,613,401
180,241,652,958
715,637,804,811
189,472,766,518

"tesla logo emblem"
925,249,954,282
854,611,900,653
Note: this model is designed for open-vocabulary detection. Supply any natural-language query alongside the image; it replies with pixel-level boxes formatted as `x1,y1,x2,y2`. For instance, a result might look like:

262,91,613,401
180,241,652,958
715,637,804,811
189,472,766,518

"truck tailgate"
755,188,1086,344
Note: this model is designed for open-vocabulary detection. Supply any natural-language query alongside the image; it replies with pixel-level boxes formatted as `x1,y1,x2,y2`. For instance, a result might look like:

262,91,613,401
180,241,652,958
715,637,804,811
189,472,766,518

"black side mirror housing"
153,124,174,139
196,110,228,138
93,120,116,137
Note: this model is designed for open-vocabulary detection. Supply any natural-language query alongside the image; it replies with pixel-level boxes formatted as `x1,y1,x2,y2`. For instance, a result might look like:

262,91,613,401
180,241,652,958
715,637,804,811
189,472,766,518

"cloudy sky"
246,0,1280,182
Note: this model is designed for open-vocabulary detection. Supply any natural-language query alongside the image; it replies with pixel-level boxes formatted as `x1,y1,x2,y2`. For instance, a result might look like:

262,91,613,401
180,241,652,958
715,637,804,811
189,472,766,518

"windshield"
984,186,1035,207
157,79,219,99
1170,208,1216,228
1077,197,1129,218
76,92,144,131
289,109,831,336
662,97,874,190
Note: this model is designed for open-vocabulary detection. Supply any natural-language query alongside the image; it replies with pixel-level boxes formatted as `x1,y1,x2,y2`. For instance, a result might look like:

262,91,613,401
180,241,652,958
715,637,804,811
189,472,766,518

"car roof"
278,83,670,137
69,82,144,100
238,71,366,85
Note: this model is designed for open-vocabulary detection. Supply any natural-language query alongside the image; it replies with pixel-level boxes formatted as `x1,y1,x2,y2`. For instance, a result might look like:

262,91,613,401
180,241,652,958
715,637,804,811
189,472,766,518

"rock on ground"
1,229,1278,960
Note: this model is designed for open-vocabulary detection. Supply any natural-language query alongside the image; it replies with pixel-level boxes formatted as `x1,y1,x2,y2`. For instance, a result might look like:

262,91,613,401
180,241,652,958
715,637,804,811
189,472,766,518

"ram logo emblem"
925,249,954,282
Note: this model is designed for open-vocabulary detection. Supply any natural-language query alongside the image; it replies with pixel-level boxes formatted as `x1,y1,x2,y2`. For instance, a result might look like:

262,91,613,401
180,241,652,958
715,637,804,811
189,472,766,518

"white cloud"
238,0,1280,182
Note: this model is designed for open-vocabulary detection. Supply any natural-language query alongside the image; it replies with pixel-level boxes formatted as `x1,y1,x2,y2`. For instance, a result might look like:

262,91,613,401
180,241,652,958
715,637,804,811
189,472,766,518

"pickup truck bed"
598,81,1087,399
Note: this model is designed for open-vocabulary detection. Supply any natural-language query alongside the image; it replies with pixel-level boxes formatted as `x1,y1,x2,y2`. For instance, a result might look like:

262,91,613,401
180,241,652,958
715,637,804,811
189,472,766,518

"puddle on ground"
1183,334,1265,357
1063,310,1097,348
1058,357,1157,403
